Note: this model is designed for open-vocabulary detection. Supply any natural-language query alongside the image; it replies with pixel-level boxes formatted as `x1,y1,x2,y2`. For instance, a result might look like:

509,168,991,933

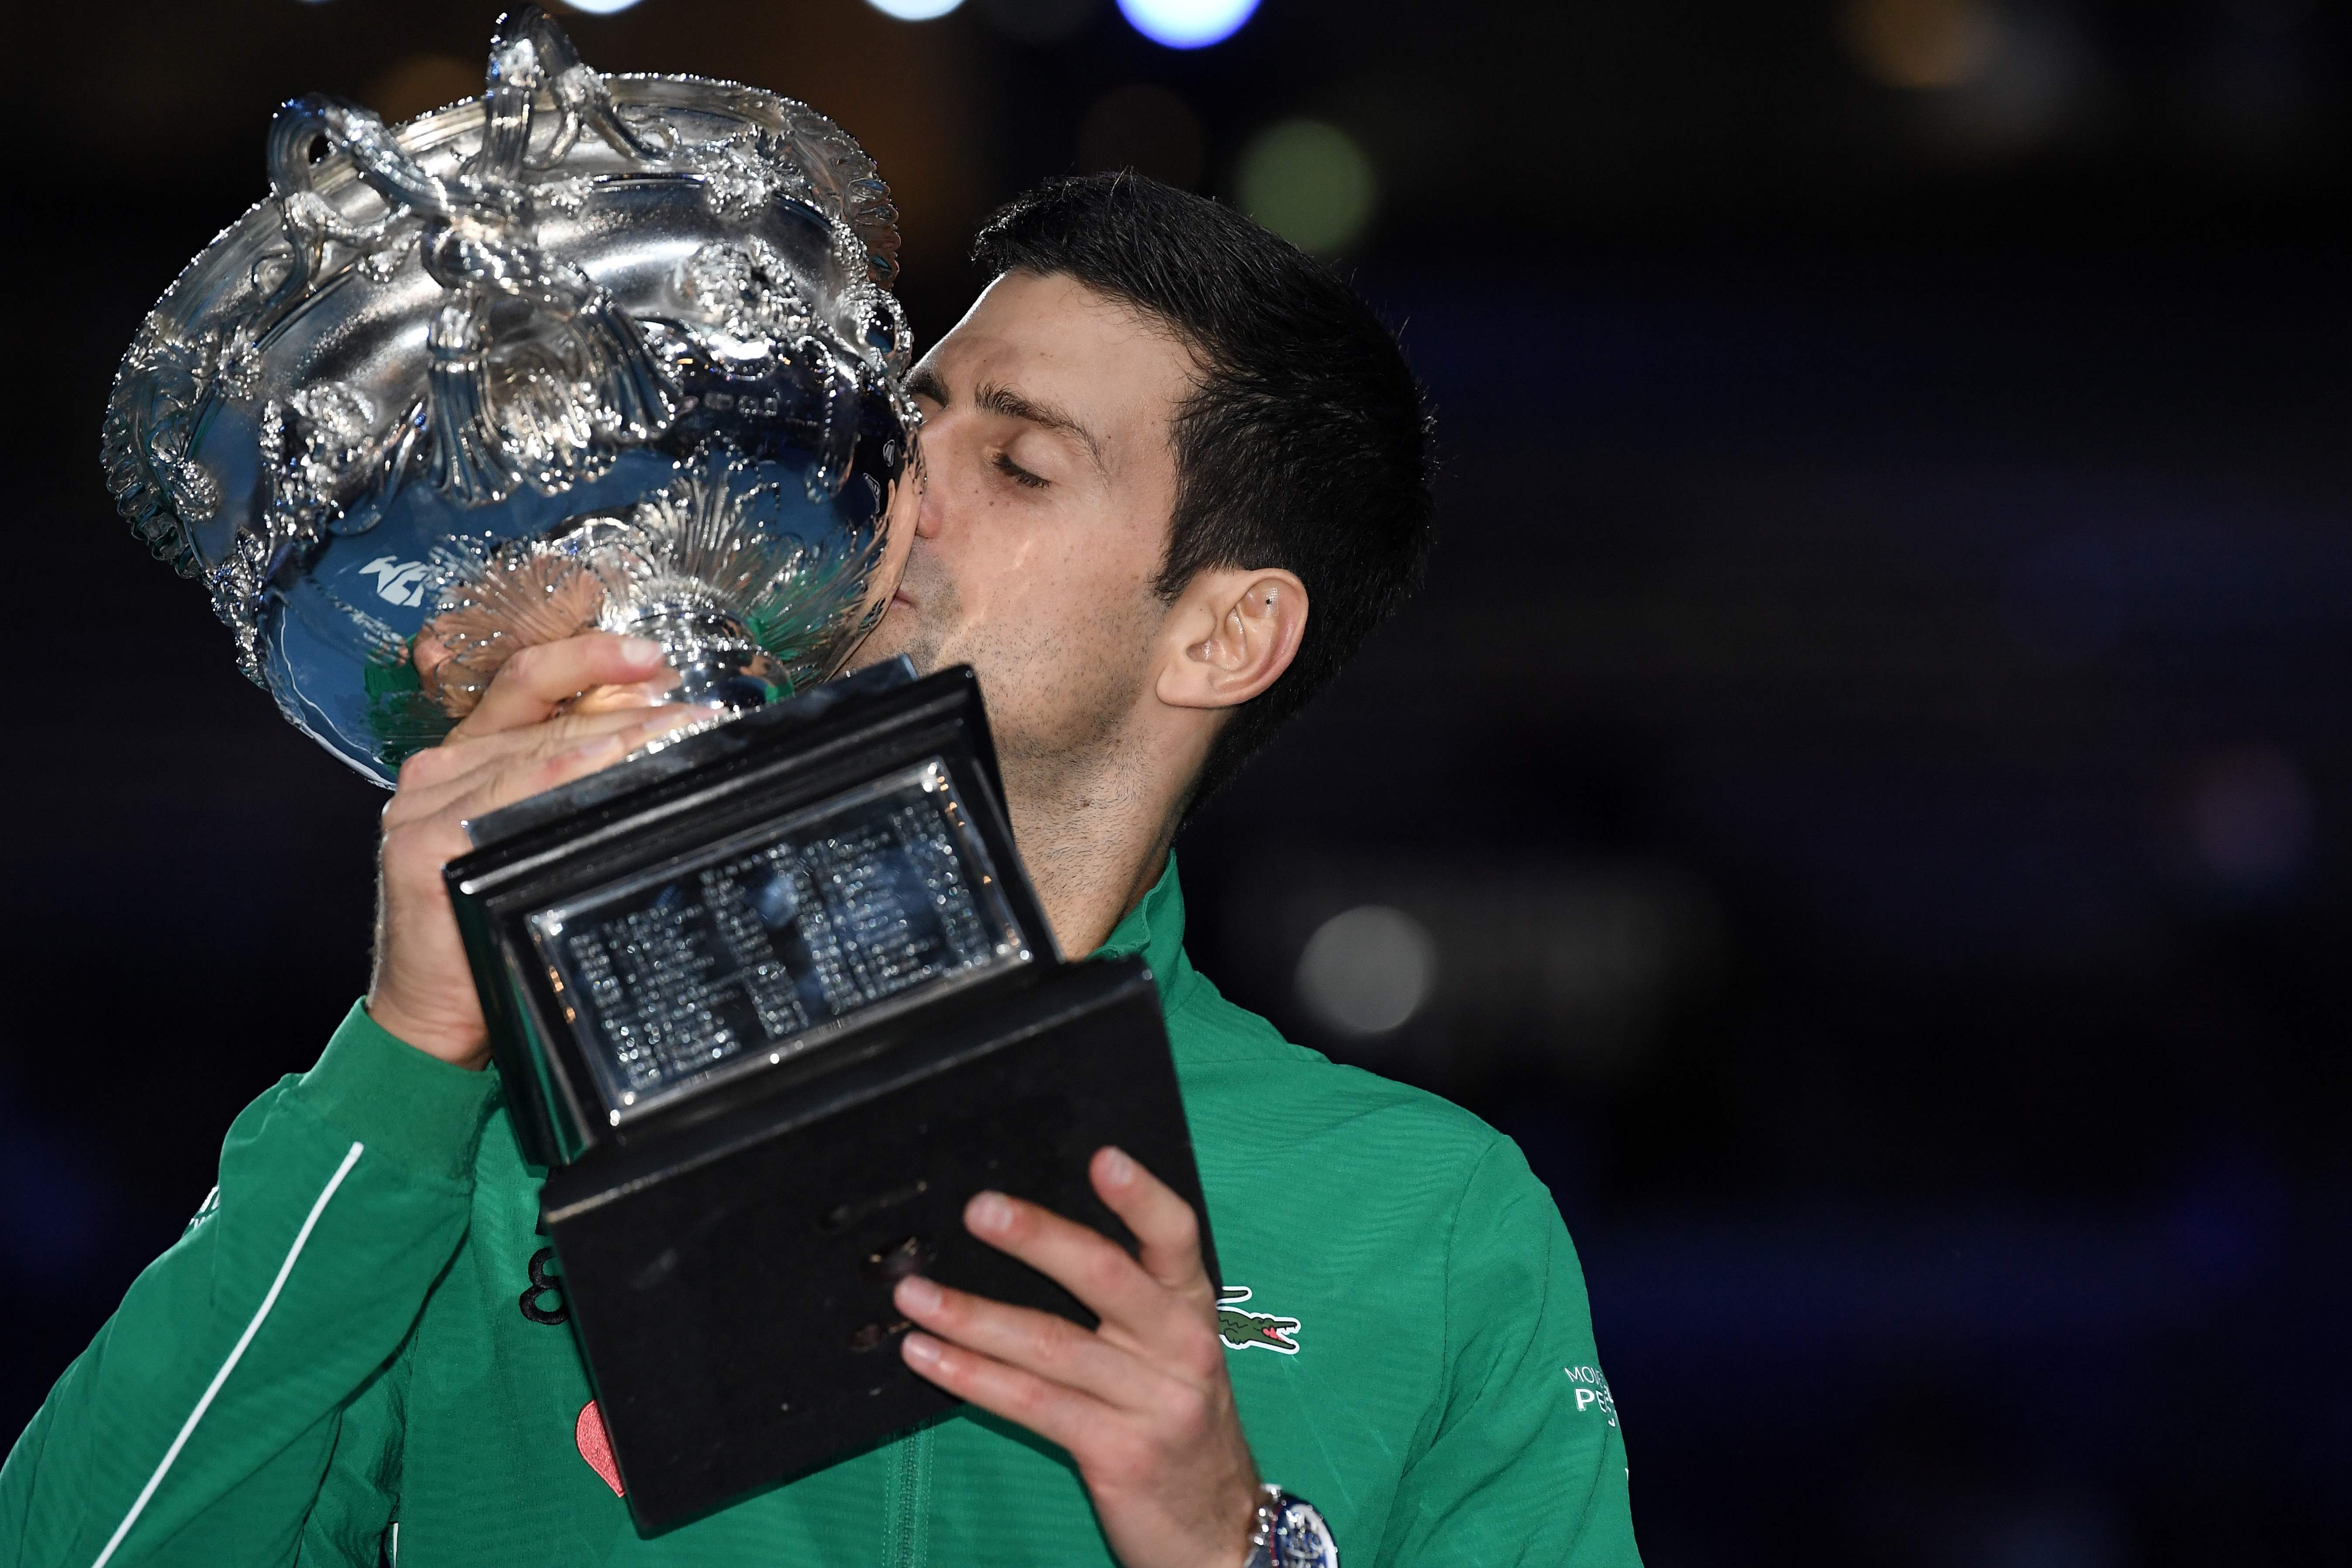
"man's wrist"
293,1000,503,1181
364,990,492,1071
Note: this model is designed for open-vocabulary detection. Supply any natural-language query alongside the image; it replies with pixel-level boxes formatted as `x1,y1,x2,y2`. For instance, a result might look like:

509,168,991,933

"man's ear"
1155,567,1309,711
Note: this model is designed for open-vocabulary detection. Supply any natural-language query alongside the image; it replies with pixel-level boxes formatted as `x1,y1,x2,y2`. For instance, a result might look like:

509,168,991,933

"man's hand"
368,633,702,1068
894,1147,1261,1568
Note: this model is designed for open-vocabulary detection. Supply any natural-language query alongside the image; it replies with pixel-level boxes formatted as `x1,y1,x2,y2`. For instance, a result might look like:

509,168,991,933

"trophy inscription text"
530,760,1026,1120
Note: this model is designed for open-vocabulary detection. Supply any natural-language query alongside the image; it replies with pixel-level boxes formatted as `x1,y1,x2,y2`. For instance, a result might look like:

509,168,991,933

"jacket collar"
1093,854,1196,1013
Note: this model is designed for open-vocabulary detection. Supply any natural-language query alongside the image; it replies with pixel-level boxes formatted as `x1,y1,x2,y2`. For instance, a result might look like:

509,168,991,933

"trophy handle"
268,97,455,220
260,9,676,509
267,7,657,233
479,4,675,177
263,95,449,312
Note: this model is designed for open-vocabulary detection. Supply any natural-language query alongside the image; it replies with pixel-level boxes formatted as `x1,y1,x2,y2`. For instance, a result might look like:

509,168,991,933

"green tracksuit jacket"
3,860,1639,1567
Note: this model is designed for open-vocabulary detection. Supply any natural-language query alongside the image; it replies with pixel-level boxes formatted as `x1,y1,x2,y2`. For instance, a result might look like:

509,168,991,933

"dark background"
3,1,2349,1564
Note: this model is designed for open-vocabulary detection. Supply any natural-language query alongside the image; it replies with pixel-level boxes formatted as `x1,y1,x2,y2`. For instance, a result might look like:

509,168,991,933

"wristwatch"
1243,1484,1339,1568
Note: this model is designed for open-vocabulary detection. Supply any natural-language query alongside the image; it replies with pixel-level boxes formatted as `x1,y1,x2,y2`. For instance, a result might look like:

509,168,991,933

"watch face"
1270,1496,1341,1568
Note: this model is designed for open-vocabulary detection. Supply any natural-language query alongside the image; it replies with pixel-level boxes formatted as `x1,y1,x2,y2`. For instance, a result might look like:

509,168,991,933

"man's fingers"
450,633,671,737
420,707,702,839
899,1331,1102,1454
1091,1147,1212,1299
392,702,663,801
567,675,679,717
385,704,702,826
961,1191,1185,1343
892,1275,1157,1411
461,707,700,820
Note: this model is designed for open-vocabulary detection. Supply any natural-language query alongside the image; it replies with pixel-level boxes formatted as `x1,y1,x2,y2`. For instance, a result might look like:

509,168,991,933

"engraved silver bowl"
104,6,917,783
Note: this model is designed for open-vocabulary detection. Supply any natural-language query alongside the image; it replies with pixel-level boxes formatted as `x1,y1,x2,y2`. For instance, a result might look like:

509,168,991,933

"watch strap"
1244,1483,1339,1568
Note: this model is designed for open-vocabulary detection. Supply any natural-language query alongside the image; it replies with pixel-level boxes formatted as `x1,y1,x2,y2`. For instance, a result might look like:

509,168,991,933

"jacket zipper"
885,1426,930,1568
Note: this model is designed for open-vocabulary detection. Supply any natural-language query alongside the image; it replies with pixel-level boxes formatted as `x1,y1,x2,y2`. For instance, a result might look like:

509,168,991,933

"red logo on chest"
575,1400,625,1496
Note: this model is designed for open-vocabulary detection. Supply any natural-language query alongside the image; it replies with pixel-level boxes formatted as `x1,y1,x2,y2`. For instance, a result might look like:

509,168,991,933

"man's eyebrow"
906,365,950,406
973,379,1107,475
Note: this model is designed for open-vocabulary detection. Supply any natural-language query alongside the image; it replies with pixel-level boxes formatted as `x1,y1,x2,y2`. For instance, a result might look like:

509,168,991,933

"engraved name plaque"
531,758,1027,1123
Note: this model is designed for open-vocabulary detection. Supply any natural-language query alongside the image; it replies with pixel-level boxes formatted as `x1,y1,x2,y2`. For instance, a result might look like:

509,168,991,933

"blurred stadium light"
2181,744,2314,898
1840,0,2002,90
1295,905,1439,1036
1236,118,1377,255
1237,856,1725,1085
864,0,965,18
1116,0,1257,49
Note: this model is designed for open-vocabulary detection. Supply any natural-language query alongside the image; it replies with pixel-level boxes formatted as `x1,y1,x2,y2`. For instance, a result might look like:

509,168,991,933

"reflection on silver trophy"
104,3,917,779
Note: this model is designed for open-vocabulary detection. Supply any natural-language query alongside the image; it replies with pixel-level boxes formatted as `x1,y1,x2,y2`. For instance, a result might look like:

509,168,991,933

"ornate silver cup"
105,5,916,782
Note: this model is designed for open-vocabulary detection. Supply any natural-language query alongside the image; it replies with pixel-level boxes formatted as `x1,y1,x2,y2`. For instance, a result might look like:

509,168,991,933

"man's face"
851,270,1196,768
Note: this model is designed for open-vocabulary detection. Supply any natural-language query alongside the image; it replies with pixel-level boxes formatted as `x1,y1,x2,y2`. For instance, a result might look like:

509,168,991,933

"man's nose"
911,458,944,539
905,422,961,541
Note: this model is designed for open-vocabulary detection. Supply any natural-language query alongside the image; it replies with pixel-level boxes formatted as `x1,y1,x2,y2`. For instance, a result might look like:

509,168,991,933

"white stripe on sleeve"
89,1140,366,1568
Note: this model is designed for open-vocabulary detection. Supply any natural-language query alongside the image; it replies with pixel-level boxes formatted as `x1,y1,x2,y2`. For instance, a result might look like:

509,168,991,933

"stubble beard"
861,565,1146,809
848,568,1168,947
848,557,952,683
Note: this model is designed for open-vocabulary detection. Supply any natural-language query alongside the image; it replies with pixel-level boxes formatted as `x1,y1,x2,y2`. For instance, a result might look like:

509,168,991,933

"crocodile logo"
1216,1285,1301,1354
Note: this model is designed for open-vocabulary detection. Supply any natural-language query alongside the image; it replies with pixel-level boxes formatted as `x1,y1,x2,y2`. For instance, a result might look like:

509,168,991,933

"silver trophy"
104,4,916,781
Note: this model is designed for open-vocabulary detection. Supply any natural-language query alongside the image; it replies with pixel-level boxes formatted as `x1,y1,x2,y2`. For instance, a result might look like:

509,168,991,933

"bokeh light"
864,0,966,19
1840,0,2000,89
1116,0,1257,50
1295,906,1438,1036
1077,84,1206,189
555,0,650,14
2185,745,2314,893
1235,118,1377,255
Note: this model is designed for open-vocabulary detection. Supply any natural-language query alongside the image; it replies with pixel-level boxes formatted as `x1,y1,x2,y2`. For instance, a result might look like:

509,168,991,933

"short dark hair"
971,172,1434,809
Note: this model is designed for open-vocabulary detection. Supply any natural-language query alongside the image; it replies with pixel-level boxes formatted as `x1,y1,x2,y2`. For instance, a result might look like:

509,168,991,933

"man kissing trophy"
103,7,1215,1534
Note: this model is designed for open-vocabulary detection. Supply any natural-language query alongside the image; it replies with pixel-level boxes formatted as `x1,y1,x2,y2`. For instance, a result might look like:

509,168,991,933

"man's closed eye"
995,452,1050,490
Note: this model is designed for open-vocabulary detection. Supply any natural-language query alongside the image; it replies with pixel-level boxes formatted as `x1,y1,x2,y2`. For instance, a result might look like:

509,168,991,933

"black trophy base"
539,956,1215,1534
